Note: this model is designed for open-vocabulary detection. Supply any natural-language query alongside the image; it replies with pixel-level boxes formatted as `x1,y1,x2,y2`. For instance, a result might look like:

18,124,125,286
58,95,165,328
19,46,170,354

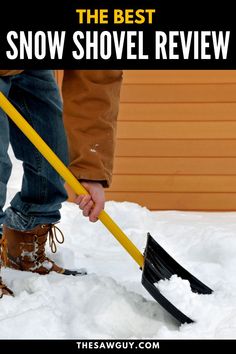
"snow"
1,149,236,338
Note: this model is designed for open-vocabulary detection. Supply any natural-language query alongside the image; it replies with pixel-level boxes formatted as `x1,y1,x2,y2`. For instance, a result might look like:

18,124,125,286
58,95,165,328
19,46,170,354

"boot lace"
36,224,65,265
48,225,65,254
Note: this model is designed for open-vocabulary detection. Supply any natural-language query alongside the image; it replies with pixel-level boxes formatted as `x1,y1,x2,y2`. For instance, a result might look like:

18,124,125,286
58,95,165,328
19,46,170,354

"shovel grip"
0,91,144,268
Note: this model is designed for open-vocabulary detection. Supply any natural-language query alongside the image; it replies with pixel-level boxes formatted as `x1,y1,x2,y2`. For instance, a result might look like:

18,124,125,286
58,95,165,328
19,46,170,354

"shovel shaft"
0,91,144,268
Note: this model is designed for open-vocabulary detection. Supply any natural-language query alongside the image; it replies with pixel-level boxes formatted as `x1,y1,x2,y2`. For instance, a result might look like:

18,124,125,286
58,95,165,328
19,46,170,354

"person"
0,69,123,297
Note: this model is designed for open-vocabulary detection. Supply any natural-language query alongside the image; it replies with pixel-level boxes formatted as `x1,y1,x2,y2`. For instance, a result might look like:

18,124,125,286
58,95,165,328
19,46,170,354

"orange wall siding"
106,70,236,210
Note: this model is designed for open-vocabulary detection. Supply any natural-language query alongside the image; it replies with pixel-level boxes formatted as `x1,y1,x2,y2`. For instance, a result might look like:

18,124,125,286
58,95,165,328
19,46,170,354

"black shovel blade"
141,233,213,324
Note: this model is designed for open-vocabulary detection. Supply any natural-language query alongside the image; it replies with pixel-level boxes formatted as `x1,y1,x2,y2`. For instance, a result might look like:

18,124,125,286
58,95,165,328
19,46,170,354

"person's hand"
75,181,105,222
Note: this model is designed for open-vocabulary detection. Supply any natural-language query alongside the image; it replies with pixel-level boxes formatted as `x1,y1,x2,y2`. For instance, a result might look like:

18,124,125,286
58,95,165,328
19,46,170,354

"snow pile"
1,150,236,338
156,275,195,319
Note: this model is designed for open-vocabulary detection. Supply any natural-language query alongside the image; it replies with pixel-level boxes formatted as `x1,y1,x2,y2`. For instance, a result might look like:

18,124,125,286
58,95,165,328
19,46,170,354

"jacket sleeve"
62,70,123,188
0,70,24,76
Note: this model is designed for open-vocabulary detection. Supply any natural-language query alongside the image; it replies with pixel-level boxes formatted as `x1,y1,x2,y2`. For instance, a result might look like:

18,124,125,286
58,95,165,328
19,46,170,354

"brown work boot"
1,224,86,276
0,276,14,298
0,237,14,298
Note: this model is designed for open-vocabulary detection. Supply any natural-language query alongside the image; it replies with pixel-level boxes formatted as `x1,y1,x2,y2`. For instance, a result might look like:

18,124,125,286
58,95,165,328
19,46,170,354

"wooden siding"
107,70,236,210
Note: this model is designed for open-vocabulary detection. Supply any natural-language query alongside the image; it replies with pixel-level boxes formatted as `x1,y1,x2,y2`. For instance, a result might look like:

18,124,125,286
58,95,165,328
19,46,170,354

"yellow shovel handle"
0,91,144,268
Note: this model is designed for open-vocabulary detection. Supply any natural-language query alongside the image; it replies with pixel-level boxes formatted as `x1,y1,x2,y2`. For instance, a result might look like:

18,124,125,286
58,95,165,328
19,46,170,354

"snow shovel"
0,92,213,324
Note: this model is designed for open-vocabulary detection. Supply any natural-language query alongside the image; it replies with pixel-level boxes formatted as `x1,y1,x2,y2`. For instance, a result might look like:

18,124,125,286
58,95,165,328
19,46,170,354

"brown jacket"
0,70,24,76
0,70,123,187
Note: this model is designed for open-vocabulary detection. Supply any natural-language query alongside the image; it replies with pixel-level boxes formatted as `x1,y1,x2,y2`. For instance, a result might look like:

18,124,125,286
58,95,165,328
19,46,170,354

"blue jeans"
0,70,68,234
